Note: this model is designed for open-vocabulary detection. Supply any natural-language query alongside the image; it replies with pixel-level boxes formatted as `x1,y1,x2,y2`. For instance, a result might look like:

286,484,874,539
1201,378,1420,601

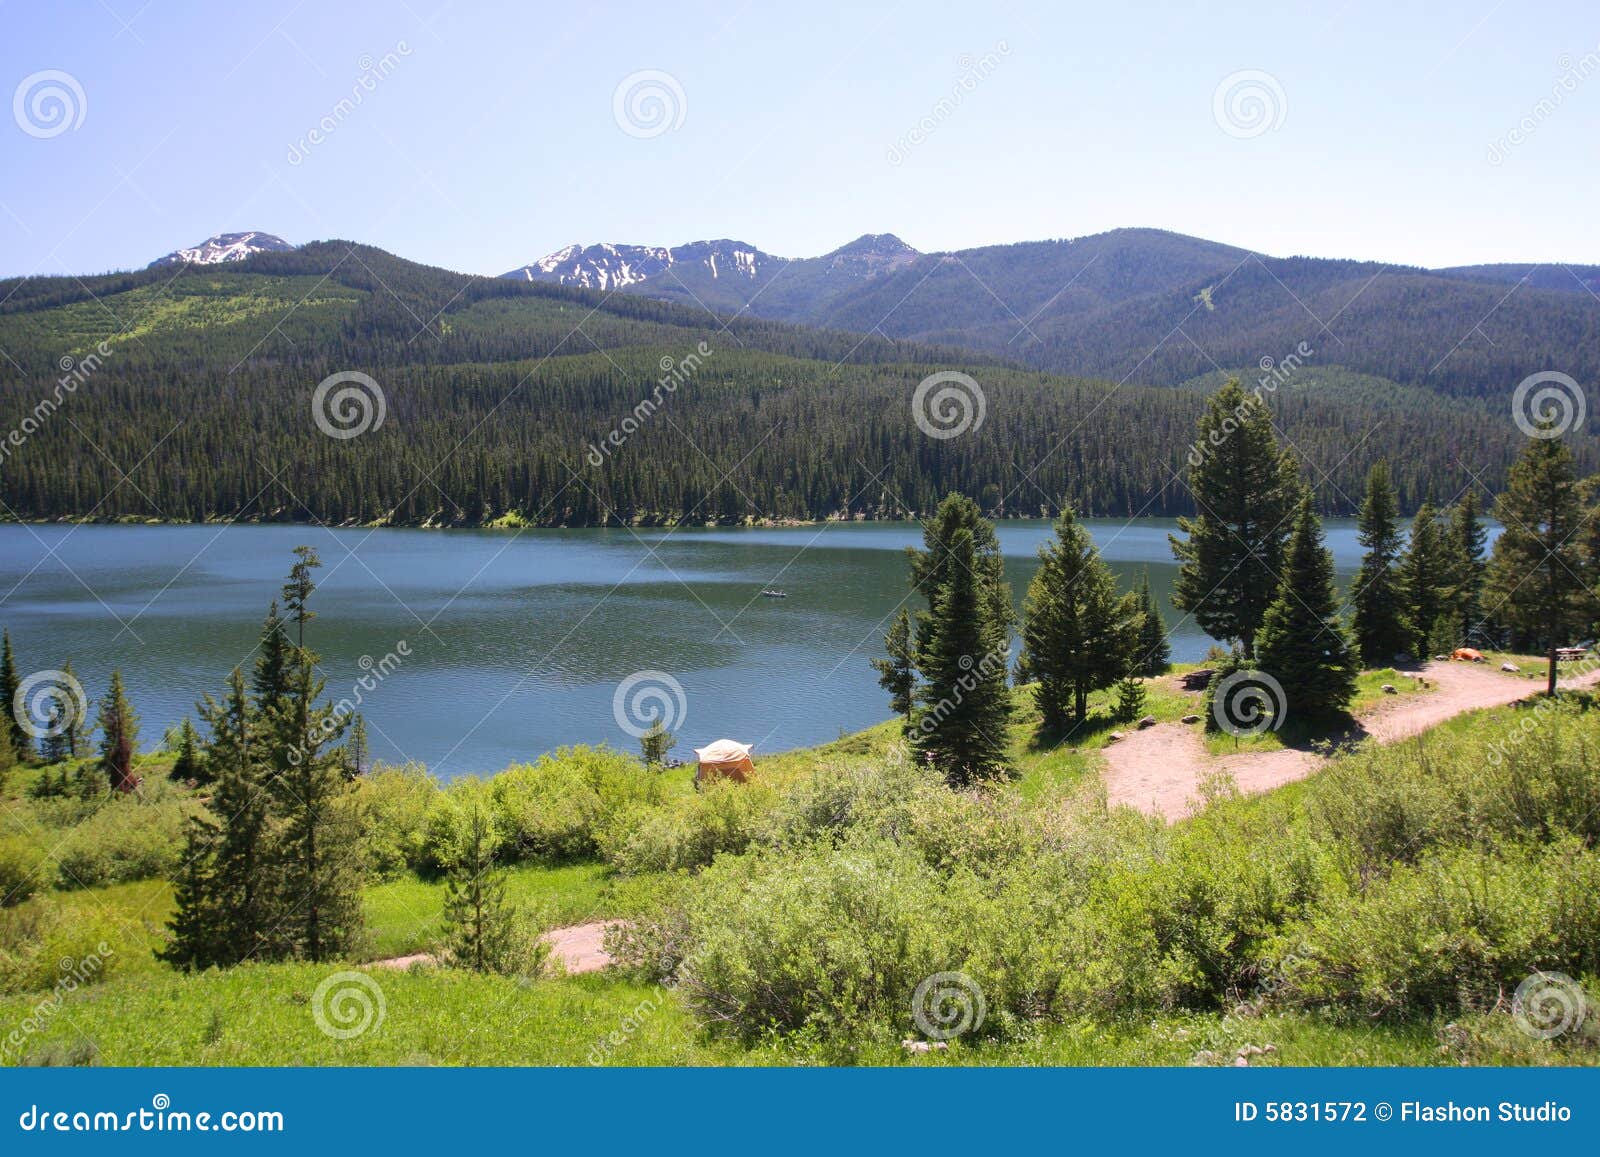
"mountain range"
496,228,1600,401
142,227,1600,403
0,228,1591,530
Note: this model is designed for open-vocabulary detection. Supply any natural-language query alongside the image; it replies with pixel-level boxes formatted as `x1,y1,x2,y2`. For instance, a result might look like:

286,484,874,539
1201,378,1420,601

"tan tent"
694,739,754,787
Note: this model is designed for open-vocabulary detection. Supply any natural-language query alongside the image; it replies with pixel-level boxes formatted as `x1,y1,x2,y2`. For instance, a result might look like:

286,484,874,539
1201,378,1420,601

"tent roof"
694,739,753,763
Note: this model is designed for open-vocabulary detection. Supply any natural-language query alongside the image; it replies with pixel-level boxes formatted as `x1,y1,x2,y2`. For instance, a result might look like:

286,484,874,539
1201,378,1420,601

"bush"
677,840,959,1044
1274,839,1600,1016
50,796,190,890
0,838,45,908
356,764,440,879
603,779,774,875
490,745,665,862
0,897,123,996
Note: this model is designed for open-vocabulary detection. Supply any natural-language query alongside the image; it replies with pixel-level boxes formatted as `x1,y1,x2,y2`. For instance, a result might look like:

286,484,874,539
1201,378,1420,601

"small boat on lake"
760,588,788,598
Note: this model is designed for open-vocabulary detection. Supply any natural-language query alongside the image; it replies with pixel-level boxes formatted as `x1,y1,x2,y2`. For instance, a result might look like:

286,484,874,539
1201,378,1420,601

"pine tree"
911,527,1013,786
251,601,292,762
159,809,224,970
640,719,675,767
1400,501,1453,655
1485,435,1587,696
439,804,519,974
1256,498,1359,721
1446,490,1489,646
264,549,363,962
1171,380,1303,657
168,717,206,783
1582,479,1600,641
200,667,272,965
1019,504,1141,730
344,713,370,778
61,659,89,760
0,630,30,761
1134,571,1170,676
1350,462,1411,665
907,493,1013,632
869,608,917,728
96,671,140,792
0,723,16,787
1112,670,1148,723
39,707,71,764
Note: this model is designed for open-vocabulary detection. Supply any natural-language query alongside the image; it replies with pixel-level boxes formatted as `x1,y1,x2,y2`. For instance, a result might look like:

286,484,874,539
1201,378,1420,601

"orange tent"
1452,647,1485,662
694,739,754,787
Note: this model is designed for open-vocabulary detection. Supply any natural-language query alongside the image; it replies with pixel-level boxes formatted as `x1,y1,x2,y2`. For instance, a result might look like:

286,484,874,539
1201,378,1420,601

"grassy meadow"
2,663,1598,1068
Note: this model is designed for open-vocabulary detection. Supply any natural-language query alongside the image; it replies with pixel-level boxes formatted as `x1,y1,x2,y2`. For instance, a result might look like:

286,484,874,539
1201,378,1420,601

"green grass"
2,963,1583,1067
6,666,1593,1068
361,863,681,960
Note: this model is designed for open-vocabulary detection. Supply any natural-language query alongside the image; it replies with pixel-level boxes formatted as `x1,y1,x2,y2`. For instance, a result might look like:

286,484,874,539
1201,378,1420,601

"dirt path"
367,919,622,975
1103,660,1600,821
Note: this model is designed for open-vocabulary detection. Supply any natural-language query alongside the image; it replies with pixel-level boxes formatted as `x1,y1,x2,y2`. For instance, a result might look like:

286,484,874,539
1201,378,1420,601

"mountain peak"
502,239,781,291
828,233,917,258
150,231,294,268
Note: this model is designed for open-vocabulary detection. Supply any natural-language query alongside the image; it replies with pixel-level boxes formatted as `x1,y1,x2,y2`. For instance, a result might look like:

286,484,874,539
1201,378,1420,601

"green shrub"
0,838,45,908
1274,839,1600,1016
51,797,190,890
356,764,440,879
490,745,665,861
1307,698,1600,873
603,779,774,875
677,840,959,1045
0,897,123,996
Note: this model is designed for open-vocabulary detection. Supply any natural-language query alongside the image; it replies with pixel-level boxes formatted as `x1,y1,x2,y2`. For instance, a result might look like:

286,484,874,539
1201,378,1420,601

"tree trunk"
1548,642,1559,698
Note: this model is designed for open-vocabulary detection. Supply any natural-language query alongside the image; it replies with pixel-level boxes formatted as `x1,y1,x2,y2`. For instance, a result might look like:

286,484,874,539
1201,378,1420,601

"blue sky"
2,0,1598,278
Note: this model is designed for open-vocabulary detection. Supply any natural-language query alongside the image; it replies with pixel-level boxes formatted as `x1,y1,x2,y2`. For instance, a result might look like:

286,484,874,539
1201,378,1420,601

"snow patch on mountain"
150,232,295,268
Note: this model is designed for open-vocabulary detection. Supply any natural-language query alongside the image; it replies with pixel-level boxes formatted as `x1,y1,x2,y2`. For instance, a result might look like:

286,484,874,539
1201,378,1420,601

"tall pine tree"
1400,501,1453,654
1485,435,1588,696
0,630,30,762
1019,504,1141,730
1171,380,1302,657
96,671,139,792
911,527,1013,786
1351,462,1411,665
264,549,363,962
1446,490,1489,646
1256,498,1359,721
1134,570,1170,676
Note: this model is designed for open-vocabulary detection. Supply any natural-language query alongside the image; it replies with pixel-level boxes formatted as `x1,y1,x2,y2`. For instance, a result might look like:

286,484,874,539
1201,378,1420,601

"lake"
0,519,1372,778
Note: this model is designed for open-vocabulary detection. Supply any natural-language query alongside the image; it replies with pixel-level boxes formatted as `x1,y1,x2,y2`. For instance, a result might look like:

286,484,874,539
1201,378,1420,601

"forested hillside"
0,242,1587,527
511,227,1600,405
